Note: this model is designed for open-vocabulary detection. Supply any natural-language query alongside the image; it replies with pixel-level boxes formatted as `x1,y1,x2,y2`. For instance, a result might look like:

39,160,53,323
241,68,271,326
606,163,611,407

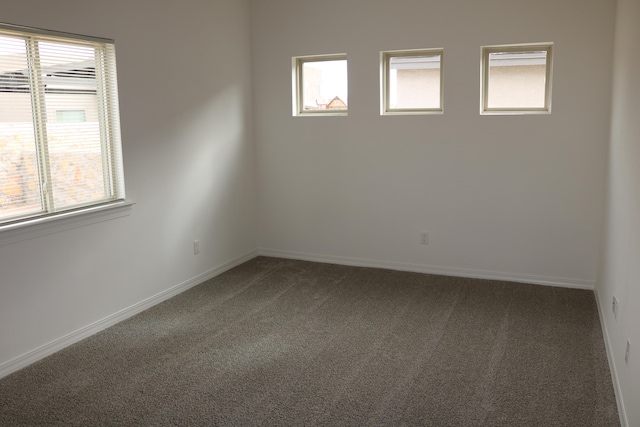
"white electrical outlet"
612,295,619,318
625,339,631,364
420,232,429,245
193,239,200,255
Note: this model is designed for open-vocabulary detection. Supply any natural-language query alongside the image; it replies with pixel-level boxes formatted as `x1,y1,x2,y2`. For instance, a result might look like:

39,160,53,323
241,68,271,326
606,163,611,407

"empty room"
0,0,638,425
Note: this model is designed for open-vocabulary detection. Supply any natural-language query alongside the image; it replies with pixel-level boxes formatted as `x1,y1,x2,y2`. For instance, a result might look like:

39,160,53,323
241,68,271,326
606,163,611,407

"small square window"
481,43,553,114
381,49,443,115
292,54,348,116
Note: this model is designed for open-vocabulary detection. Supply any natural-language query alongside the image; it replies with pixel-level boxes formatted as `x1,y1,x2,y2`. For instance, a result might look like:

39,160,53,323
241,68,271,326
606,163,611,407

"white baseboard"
0,249,259,380
258,248,595,290
594,288,628,427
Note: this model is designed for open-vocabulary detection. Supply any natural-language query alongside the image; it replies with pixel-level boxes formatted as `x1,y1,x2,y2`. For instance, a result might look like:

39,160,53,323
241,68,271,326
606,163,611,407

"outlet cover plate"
420,232,429,245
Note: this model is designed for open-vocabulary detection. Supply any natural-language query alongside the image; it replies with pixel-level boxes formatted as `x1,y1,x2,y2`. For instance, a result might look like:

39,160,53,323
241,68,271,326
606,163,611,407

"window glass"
293,55,347,116
481,44,553,114
384,50,442,113
40,41,107,210
0,25,125,225
487,50,547,109
56,110,87,123
0,35,43,219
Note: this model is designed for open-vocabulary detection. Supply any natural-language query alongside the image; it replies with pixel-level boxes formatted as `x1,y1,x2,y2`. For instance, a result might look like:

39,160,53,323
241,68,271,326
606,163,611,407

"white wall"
597,0,640,424
0,0,257,373
251,0,616,287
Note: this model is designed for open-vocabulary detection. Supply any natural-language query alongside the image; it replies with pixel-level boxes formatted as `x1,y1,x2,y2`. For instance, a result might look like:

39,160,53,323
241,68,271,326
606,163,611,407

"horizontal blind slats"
0,34,43,219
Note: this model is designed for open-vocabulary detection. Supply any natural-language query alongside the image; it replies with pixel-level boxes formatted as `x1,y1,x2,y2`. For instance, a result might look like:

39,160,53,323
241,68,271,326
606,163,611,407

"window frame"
480,42,554,115
0,23,126,228
292,53,348,117
380,48,444,115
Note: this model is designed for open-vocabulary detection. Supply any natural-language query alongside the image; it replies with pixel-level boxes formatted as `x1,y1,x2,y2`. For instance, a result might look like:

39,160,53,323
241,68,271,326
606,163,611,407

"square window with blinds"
0,24,125,225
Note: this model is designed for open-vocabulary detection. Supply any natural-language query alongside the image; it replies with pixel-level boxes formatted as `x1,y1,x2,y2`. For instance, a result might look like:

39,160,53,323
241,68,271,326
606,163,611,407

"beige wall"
394,69,440,108
302,66,322,109
487,65,546,108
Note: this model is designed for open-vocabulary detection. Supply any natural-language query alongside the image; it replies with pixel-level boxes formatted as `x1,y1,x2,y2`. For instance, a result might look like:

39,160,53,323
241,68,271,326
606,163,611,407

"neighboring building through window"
481,43,553,114
292,54,348,116
56,110,86,123
381,48,444,114
0,23,125,225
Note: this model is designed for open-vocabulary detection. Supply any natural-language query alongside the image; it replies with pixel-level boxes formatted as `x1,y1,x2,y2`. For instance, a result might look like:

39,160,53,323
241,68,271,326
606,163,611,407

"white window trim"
0,200,134,246
480,42,554,115
0,22,112,44
381,48,444,115
292,53,348,117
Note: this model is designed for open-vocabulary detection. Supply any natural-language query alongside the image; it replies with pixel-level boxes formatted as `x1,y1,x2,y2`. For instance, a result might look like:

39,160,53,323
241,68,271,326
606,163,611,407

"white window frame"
381,48,444,115
480,42,553,115
0,23,127,231
292,53,348,117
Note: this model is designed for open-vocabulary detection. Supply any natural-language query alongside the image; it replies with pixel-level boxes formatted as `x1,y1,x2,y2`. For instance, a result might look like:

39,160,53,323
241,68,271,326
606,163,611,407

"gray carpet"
0,257,620,426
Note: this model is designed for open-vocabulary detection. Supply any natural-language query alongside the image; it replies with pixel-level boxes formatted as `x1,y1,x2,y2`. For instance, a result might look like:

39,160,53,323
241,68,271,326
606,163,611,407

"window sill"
480,108,551,116
0,201,134,246
293,112,348,117
382,110,444,116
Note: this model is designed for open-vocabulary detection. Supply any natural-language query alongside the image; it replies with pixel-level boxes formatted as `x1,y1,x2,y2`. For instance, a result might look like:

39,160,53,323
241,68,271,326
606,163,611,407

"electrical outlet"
612,295,619,318
193,239,200,255
625,339,631,365
420,232,429,245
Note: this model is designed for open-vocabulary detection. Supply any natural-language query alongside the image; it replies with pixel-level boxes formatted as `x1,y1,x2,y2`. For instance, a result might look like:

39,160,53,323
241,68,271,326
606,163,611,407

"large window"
381,48,444,115
292,54,348,116
481,43,553,114
0,24,125,226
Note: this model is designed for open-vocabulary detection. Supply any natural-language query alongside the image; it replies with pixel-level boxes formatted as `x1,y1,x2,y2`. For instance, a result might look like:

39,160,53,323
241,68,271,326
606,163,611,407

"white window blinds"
0,24,124,225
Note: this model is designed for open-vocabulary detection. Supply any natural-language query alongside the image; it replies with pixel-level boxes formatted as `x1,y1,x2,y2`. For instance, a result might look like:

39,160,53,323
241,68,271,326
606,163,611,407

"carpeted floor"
0,256,620,426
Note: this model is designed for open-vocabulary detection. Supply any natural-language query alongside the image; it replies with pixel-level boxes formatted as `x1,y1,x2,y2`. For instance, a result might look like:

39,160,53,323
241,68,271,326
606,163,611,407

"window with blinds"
0,24,124,226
